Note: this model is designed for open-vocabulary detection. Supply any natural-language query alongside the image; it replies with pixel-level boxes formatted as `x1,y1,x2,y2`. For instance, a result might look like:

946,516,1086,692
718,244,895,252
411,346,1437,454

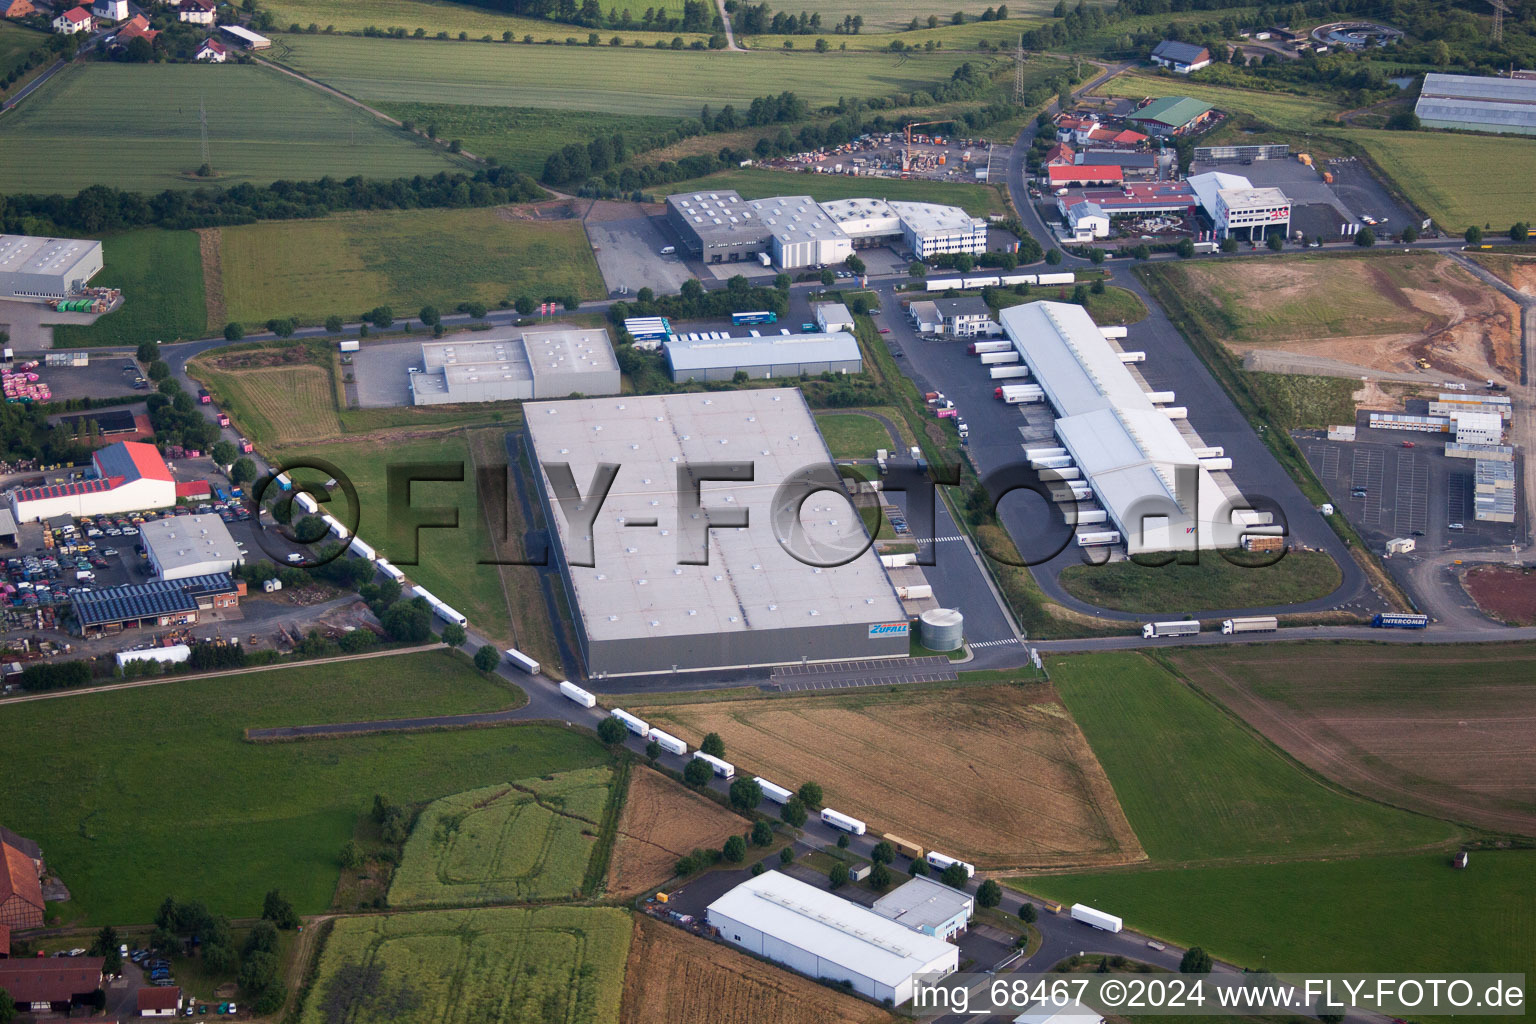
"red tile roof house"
114,13,160,43
0,957,104,1013
0,840,44,931
195,36,227,60
177,0,215,22
137,985,183,1016
1042,142,1076,167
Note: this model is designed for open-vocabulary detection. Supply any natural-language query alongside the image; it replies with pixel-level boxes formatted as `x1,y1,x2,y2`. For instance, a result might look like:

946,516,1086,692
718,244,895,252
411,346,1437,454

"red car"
879,328,891,334
1402,441,1416,448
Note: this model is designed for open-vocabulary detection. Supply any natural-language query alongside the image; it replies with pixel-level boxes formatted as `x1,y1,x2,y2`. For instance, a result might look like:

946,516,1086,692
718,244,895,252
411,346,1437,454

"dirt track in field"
620,914,897,1024
1170,646,1536,836
632,685,1145,869
607,768,747,900
197,227,226,329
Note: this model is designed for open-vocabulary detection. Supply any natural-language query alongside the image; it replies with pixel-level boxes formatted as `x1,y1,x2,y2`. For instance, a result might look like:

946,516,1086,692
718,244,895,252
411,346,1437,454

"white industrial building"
409,326,619,405
888,201,989,259
1000,301,1242,554
140,514,244,580
819,197,904,247
1415,72,1536,136
1455,411,1505,446
750,196,854,269
706,871,959,1006
8,441,176,523
664,332,862,382
1065,201,1111,240
871,875,974,940
523,389,908,675
814,302,855,333
0,234,104,303
1430,393,1513,421
1188,172,1290,240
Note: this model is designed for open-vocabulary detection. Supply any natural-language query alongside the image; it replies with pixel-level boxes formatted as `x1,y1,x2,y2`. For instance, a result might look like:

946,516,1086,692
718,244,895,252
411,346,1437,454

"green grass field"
0,650,605,926
1353,129,1536,232
51,229,208,348
815,412,895,458
264,0,702,40
0,20,47,85
1057,550,1341,613
1092,71,1341,131
217,208,604,327
664,166,1008,217
388,770,613,905
376,102,684,175
756,0,1066,33
0,63,466,195
741,16,1049,50
1048,651,1461,864
276,34,996,115
279,432,528,647
299,906,632,1024
991,284,1148,325
1020,851,1535,977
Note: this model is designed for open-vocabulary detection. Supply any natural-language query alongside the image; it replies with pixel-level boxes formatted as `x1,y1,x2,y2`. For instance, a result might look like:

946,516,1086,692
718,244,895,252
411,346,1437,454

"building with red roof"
195,36,227,60
0,839,44,930
178,0,215,22
8,441,176,523
53,5,92,32
0,957,104,1012
0,922,11,956
113,13,160,44
1057,180,1197,217
2,0,38,19
1048,165,1124,187
137,985,183,1016
1042,142,1076,167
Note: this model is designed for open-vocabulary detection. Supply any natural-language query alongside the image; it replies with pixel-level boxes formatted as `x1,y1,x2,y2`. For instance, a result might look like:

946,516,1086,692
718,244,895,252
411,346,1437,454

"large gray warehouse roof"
0,235,101,278
1416,72,1536,131
871,876,972,932
666,190,767,244
750,196,850,246
140,513,242,575
664,332,861,372
524,388,904,643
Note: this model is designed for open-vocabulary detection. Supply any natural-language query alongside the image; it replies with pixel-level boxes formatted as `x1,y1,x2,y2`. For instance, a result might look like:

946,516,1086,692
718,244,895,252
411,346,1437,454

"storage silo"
918,608,963,651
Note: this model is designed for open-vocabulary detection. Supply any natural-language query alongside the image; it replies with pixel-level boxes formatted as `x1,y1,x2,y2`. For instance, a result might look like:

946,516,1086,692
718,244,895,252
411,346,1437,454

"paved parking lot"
33,356,148,402
1189,155,1415,237
588,212,696,296
351,337,420,408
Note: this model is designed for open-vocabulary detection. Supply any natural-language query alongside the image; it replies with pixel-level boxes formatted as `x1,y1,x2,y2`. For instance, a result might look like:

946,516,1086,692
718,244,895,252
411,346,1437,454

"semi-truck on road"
1143,620,1200,639
1070,904,1123,933
1222,616,1277,634
1373,612,1429,629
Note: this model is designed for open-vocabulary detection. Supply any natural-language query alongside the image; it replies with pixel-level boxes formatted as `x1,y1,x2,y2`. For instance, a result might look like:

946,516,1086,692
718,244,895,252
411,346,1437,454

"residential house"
1042,142,1076,167
53,6,92,32
1,0,38,19
931,296,998,337
91,0,127,21
194,36,226,59
178,0,215,24
1150,39,1213,73
113,14,159,44
0,839,44,930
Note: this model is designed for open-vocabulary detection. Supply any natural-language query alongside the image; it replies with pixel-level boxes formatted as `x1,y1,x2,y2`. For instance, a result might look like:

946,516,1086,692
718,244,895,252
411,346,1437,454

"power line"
199,93,210,170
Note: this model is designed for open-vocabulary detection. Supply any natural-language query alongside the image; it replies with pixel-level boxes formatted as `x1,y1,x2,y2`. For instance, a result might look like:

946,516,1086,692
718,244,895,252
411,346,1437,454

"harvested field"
607,768,746,899
1168,643,1536,836
196,363,342,446
1464,566,1536,626
630,685,1143,869
620,914,897,1024
1164,254,1522,383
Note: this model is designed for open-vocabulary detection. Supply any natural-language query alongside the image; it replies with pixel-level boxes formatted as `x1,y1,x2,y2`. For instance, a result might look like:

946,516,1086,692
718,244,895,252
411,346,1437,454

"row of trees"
149,892,298,1014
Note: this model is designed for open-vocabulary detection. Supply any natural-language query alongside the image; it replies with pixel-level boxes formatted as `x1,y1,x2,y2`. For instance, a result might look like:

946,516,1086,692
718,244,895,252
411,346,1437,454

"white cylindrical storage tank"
1162,406,1188,420
648,728,688,756
896,584,933,600
1199,457,1234,471
349,537,376,561
1145,391,1176,404
1100,326,1129,339
1024,447,1067,460
754,777,794,804
979,351,1020,365
990,365,1030,379
1191,446,1225,459
559,681,596,708
919,607,963,651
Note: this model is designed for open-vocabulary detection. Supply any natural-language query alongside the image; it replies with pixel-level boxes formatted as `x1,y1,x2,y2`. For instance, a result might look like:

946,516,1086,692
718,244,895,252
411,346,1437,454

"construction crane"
903,119,954,172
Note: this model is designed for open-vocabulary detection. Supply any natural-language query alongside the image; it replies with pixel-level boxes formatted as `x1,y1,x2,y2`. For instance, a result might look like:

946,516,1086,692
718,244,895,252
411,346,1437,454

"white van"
659,245,676,255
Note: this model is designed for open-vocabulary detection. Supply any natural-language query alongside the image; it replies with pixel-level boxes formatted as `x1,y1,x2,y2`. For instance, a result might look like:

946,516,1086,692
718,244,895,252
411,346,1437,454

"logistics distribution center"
524,388,908,675
706,871,959,1006
0,234,103,303
409,327,620,405
665,190,987,268
1000,301,1243,554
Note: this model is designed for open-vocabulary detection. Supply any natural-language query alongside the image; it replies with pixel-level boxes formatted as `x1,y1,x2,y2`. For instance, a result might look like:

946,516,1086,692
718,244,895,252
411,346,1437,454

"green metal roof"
1130,95,1214,128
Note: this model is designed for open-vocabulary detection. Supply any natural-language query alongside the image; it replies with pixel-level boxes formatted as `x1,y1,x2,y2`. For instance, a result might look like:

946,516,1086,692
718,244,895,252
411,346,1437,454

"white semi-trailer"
1099,326,1129,339
1036,272,1075,286
1074,509,1108,525
1162,406,1189,420
1076,530,1121,546
1191,446,1225,459
1117,351,1146,363
1030,456,1074,470
962,275,1001,289
1039,467,1081,481
1142,620,1200,638
1071,904,1123,933
990,365,1031,379
1199,457,1234,471
754,777,794,804
1025,447,1068,460
348,537,376,561
880,553,917,568
980,351,1021,365
926,277,964,292
1222,616,1278,634
504,648,540,674
610,708,650,738
559,681,597,707
375,559,406,583
896,584,933,600
821,807,867,835
1144,391,1176,404
997,385,1044,403
692,751,736,779
648,729,688,756
925,851,976,877
969,340,1012,354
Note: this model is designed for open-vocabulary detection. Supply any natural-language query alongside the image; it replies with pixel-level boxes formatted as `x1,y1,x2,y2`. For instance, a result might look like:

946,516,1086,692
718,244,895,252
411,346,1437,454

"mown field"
0,20,46,83
814,412,895,459
215,208,604,327
376,102,684,176
275,34,994,115
389,770,614,905
1168,643,1536,836
1047,651,1462,864
1057,549,1341,613
632,684,1144,868
0,650,595,926
607,768,746,899
263,0,703,40
665,166,1008,216
300,906,632,1024
0,63,465,195
51,230,207,348
1022,851,1535,978
196,363,343,445
991,283,1148,325
1352,128,1536,232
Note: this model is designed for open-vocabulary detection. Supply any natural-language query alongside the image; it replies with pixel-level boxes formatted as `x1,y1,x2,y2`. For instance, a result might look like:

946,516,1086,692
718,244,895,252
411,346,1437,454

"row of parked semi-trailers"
928,272,1077,291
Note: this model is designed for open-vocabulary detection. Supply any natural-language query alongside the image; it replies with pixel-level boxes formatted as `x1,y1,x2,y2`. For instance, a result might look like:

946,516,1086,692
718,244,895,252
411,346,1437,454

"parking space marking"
1394,450,1428,536
1351,448,1385,525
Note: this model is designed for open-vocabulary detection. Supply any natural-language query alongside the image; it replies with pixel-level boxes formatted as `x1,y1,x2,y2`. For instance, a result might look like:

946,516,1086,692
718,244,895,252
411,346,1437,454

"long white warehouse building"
1000,301,1238,554
706,871,958,1006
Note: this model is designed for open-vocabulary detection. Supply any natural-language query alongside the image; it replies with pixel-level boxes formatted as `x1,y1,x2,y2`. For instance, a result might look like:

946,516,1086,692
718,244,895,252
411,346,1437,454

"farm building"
0,958,104,1013
1127,96,1215,136
871,875,974,940
1474,459,1516,523
90,0,125,19
814,302,855,333
53,5,92,31
409,326,620,405
523,388,908,675
140,513,244,580
0,234,103,303
1414,73,1536,136
750,196,854,269
1150,39,1213,72
665,191,768,264
137,986,183,1017
1000,301,1238,554
706,871,959,1006
112,14,159,45
1076,150,1158,176
663,332,862,382
7,441,175,523
1048,165,1124,188
1189,172,1290,240
194,37,226,59
69,573,245,636
1,0,37,18
218,22,269,47
0,838,43,930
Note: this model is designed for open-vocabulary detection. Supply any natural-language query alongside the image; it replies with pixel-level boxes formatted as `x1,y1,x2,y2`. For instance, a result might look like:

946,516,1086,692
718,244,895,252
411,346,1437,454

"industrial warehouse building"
409,327,620,405
1000,301,1238,554
69,574,245,636
0,234,103,303
872,875,974,940
706,871,959,1006
524,389,908,675
7,441,175,523
1188,172,1291,240
665,332,862,382
665,191,768,263
886,201,988,259
140,513,244,579
752,196,854,268
1414,72,1536,136
1127,96,1215,136
1150,39,1212,72
814,302,855,333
